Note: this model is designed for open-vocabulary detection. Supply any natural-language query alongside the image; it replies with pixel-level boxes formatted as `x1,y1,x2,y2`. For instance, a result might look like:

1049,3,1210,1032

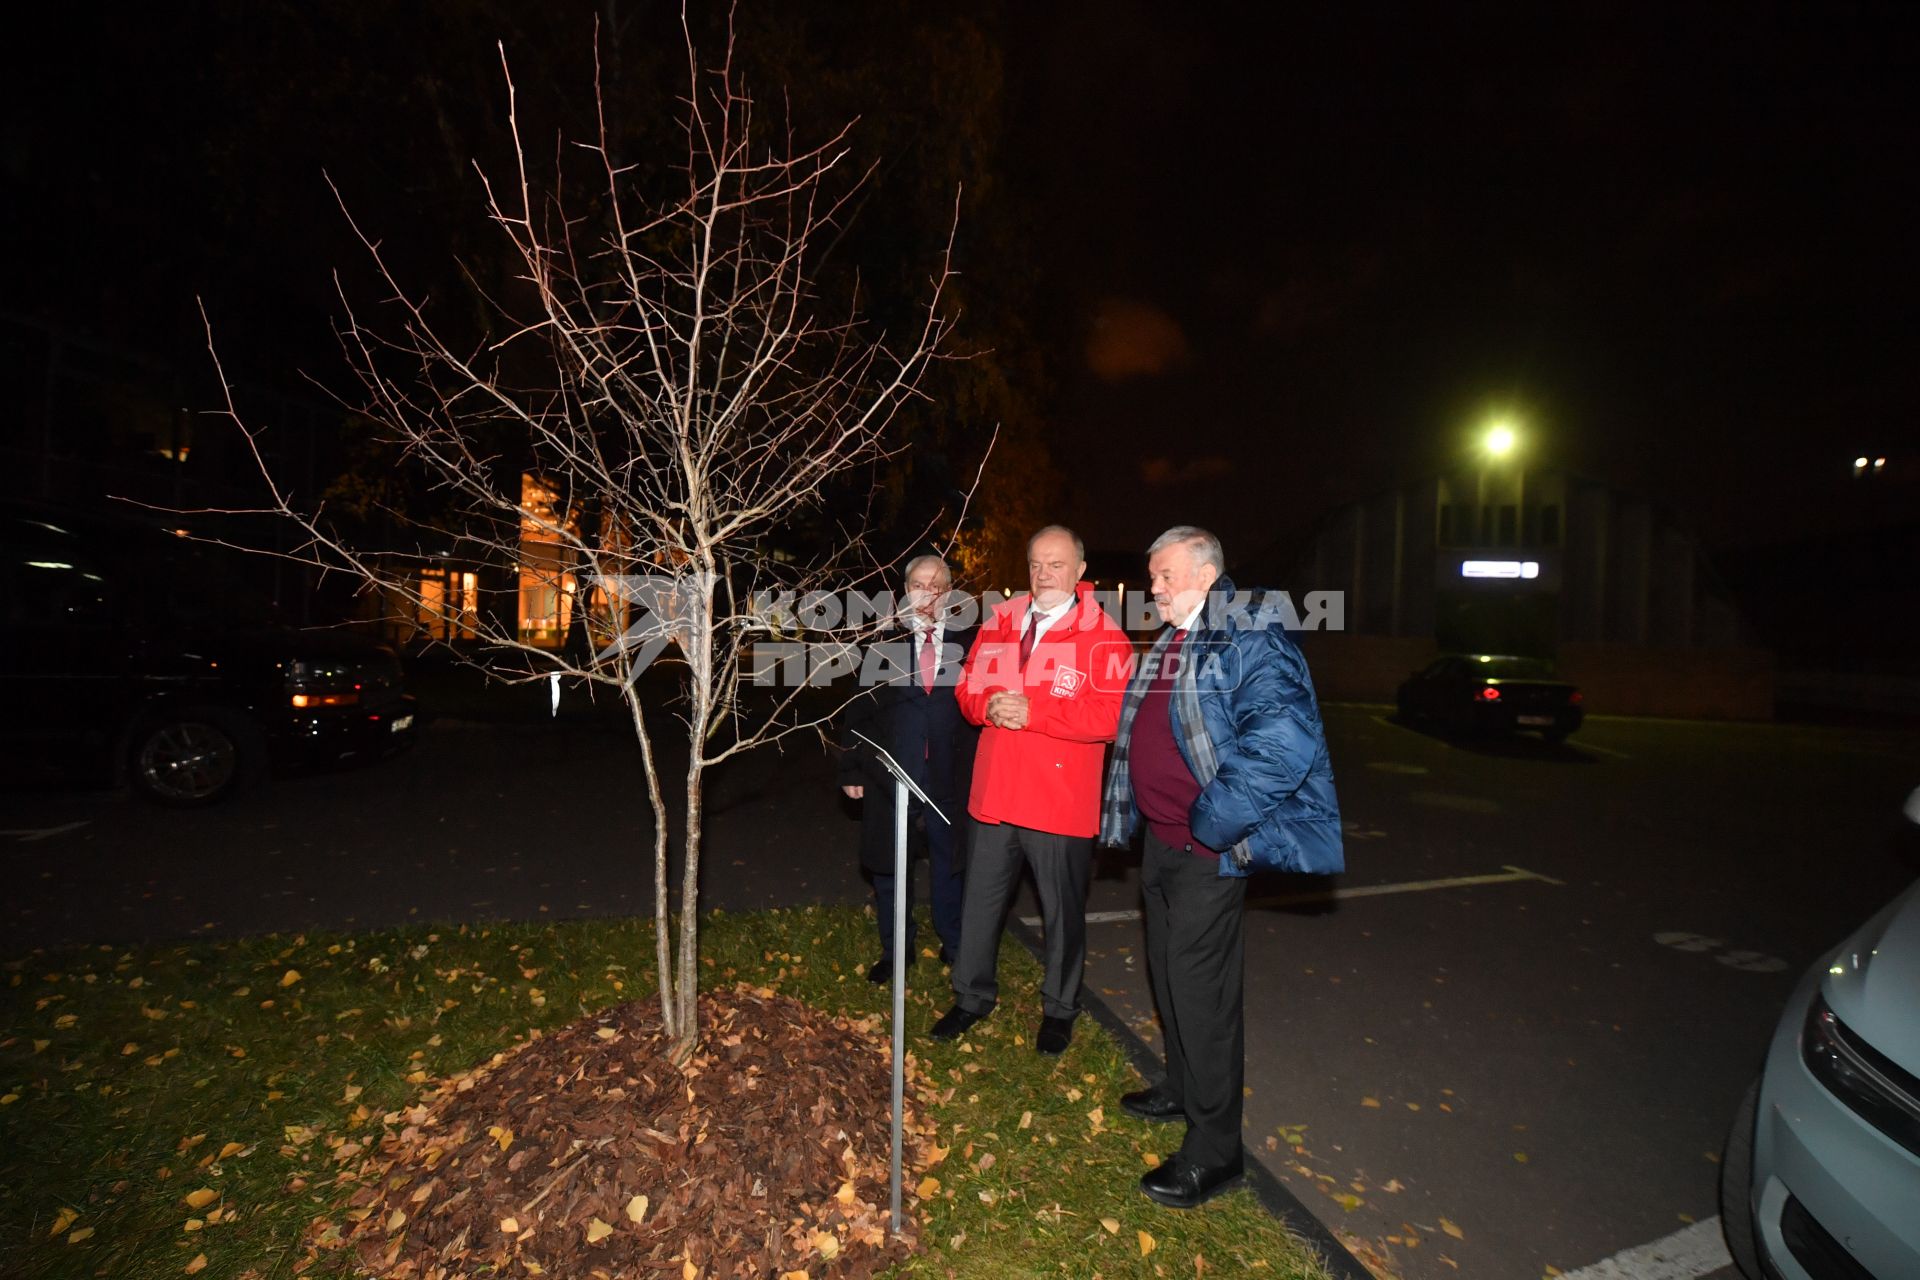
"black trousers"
950,819,1092,1022
1141,828,1248,1168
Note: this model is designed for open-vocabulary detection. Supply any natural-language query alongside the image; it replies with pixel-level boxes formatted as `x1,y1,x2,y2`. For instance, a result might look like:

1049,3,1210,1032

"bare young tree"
200,17,964,1059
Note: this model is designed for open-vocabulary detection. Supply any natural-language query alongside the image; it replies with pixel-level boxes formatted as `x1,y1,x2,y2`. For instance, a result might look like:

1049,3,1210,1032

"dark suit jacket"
838,624,978,874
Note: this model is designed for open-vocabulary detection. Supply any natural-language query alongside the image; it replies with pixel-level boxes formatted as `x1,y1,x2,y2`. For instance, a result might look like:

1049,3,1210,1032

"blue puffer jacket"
1099,578,1344,877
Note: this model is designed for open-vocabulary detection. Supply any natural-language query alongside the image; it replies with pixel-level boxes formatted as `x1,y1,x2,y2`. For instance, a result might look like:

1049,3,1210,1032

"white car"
1721,790,1920,1279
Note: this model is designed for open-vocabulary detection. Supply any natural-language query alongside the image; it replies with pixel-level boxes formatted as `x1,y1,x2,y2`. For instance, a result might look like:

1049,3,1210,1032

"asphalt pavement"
5,703,1918,1280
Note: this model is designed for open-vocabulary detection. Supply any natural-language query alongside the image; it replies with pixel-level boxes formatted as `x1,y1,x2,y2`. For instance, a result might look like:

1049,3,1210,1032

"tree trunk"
625,693,676,1037
673,761,704,1061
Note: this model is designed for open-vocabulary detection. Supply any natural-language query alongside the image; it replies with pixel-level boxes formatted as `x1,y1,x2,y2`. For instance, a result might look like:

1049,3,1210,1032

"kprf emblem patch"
1049,666,1086,698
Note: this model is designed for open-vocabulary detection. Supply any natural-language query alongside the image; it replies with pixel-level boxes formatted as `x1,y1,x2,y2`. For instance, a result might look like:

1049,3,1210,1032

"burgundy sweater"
1127,630,1217,857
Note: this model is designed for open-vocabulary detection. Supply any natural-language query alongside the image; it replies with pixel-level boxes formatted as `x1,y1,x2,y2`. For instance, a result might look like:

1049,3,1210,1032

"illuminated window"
519,474,578,647
416,568,480,641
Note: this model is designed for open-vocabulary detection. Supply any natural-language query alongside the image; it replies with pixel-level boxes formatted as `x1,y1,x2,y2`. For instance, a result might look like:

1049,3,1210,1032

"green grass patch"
2,907,1335,1279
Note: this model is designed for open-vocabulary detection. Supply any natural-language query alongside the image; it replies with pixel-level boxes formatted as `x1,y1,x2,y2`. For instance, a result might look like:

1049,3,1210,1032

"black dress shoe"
1139,1154,1245,1209
1035,1015,1075,1056
867,955,911,984
938,944,955,966
929,1004,986,1040
1120,1086,1186,1122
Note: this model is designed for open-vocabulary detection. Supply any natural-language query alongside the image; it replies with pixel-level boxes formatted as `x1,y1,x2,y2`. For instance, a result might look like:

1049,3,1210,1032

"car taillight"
1569,690,1583,704
1477,686,1501,702
291,691,360,708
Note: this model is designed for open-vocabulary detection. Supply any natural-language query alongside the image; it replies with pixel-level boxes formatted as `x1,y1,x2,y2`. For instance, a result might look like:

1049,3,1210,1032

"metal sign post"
850,731,949,1235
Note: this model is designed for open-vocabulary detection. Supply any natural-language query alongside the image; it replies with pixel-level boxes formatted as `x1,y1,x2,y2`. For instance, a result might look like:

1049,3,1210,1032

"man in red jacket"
930,525,1131,1055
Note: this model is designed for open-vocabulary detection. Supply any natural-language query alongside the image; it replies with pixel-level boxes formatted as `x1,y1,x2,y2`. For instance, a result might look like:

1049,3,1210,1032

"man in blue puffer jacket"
1098,525,1344,1208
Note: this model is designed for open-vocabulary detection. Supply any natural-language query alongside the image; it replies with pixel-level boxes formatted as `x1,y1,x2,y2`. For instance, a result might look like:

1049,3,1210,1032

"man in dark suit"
839,554,977,982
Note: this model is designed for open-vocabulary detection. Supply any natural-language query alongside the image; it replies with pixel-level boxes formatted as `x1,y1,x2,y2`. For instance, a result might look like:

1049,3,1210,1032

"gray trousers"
950,819,1092,1022
1141,828,1248,1168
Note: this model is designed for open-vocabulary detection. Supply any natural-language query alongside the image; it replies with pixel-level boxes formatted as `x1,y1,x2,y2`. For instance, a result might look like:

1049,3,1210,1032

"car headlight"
1802,993,1920,1159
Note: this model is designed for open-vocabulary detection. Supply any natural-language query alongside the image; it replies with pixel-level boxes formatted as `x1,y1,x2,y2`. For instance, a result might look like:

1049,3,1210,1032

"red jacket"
957,582,1133,836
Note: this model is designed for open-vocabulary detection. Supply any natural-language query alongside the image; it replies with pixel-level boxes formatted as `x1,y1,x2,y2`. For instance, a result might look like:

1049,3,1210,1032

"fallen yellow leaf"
500,1217,520,1234
1331,1192,1363,1212
1138,1229,1156,1256
488,1125,514,1152
386,1208,406,1233
217,1142,245,1160
1440,1217,1464,1239
1361,1096,1381,1108
50,1207,78,1237
1514,1152,1529,1163
1019,1110,1033,1129
834,1181,856,1205
184,1218,204,1232
1100,1217,1121,1234
280,969,302,988
67,1227,94,1244
812,1229,840,1259
625,1194,649,1224
916,1176,940,1198
184,1253,208,1274
0,1093,17,1106
1087,1105,1106,1130
183,1189,218,1210
1142,1152,1162,1168
595,1027,617,1040
585,1217,614,1244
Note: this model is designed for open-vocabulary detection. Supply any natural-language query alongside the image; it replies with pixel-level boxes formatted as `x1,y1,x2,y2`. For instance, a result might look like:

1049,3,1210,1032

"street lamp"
1469,420,1523,547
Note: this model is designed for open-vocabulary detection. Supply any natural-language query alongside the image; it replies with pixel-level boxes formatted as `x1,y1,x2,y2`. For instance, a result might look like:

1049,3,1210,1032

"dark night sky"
7,2,1916,564
1007,3,1918,560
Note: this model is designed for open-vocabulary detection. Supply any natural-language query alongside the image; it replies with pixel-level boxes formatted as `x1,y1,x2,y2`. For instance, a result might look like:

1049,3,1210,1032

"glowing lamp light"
1461,560,1540,579
1484,423,1517,457
1855,456,1870,470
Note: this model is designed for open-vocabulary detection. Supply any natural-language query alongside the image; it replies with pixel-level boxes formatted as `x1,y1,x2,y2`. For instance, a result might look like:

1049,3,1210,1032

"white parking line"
1,821,90,843
1556,1217,1732,1280
1025,864,1565,927
1582,741,1633,760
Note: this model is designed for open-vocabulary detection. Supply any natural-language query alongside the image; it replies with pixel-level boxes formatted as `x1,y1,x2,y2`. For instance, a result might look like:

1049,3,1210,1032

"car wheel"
130,710,262,807
1719,1077,1763,1280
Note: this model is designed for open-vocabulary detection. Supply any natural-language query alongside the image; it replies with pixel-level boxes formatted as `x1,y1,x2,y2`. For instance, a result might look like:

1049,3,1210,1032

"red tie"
918,632,937,692
1019,610,1040,670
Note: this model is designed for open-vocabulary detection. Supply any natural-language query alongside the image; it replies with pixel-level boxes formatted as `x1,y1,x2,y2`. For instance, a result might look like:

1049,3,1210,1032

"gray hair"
1147,525,1225,573
1026,524,1086,564
901,553,952,588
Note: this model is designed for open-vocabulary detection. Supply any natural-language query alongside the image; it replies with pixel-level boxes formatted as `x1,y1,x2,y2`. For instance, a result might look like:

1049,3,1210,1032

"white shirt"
910,618,946,656
1020,596,1074,645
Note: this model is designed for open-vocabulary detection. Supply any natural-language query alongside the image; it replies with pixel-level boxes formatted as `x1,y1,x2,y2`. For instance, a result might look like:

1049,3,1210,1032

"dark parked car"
0,504,416,805
1396,653,1584,743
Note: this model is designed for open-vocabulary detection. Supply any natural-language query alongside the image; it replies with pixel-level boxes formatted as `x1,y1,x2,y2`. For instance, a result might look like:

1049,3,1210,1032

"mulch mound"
311,987,932,1278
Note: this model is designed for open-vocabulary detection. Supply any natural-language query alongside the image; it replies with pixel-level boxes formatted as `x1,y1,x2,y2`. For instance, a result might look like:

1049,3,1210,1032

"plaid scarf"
1098,622,1251,870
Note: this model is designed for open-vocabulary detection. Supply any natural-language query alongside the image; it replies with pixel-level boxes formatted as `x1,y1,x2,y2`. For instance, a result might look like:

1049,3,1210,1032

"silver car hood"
1822,878,1920,1077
